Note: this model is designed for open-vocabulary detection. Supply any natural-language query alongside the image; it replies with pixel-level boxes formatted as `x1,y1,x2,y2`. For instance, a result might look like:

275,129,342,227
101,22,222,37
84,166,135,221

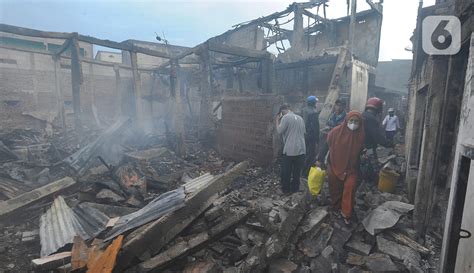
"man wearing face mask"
276,104,306,194
382,108,401,142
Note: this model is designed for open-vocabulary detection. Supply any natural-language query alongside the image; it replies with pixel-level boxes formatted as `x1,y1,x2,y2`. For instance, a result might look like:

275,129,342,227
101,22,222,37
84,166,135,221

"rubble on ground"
0,126,442,272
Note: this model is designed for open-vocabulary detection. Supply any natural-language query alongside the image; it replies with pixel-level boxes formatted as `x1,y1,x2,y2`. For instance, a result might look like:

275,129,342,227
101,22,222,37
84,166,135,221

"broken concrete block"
310,254,333,273
376,236,421,270
346,253,366,266
345,237,372,256
295,207,328,242
268,259,298,273
362,201,414,235
298,223,334,258
96,189,125,203
365,253,398,272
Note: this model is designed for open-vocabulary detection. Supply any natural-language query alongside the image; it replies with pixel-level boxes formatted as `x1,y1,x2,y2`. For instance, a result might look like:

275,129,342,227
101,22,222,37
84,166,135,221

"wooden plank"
70,36,83,134
130,51,143,125
318,46,350,126
32,251,72,271
53,57,66,130
197,46,212,141
388,231,430,255
0,177,76,217
207,41,269,59
116,161,249,271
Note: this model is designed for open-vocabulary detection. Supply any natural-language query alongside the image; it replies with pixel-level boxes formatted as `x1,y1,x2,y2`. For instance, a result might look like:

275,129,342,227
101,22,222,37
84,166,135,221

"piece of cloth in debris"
40,196,110,257
362,201,414,235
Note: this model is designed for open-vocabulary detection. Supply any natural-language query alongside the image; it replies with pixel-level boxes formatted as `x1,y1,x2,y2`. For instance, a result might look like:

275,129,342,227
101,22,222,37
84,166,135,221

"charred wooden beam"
70,35,83,134
365,0,383,16
138,208,249,272
208,41,270,59
130,51,143,125
0,23,72,39
55,38,71,56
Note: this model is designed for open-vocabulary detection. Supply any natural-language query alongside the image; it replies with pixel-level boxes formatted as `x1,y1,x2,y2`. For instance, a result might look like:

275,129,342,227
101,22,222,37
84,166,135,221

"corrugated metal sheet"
183,173,215,196
104,187,186,241
40,196,110,257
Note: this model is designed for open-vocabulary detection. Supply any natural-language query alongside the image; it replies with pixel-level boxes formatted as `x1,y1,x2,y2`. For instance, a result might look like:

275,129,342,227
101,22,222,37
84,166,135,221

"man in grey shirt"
275,104,306,193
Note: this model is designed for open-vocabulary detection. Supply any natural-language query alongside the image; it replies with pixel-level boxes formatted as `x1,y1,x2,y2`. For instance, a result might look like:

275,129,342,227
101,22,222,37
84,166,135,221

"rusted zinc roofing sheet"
104,187,186,241
40,196,110,257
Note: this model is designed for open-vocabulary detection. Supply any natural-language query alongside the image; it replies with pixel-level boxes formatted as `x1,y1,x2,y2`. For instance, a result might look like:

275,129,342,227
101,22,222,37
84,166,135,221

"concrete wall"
95,51,122,63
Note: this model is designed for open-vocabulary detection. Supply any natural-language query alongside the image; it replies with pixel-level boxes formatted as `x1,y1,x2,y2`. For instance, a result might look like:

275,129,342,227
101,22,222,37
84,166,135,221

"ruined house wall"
217,96,281,165
441,34,474,273
0,46,203,135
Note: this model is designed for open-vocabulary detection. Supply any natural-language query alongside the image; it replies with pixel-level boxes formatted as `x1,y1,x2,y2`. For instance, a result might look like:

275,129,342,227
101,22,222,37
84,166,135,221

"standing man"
382,108,401,142
301,96,320,177
276,104,306,193
326,99,347,129
361,97,394,185
362,97,393,150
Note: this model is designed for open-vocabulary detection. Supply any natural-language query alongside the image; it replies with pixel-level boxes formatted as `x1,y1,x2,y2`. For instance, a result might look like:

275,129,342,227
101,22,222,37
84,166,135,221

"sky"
0,0,436,61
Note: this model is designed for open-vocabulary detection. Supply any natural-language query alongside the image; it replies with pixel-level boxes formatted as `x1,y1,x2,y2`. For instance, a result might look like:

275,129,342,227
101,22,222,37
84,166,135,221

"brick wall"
217,96,282,165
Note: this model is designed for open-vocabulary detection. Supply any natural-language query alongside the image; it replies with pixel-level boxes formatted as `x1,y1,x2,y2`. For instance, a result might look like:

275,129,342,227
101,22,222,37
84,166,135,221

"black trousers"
303,137,318,177
281,154,305,193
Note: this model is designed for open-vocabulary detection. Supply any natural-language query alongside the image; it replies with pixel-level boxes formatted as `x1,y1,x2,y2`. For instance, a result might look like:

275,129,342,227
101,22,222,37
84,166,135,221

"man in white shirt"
382,108,401,142
276,104,306,193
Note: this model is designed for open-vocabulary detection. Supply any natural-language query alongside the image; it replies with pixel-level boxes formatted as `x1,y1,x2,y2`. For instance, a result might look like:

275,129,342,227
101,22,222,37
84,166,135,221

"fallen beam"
138,207,249,272
0,177,76,217
387,230,431,255
116,161,249,270
208,41,270,59
32,251,72,271
0,23,71,39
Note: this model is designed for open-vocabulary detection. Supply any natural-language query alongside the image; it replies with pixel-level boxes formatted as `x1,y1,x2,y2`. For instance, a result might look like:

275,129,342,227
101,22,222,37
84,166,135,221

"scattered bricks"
96,189,125,203
268,259,298,273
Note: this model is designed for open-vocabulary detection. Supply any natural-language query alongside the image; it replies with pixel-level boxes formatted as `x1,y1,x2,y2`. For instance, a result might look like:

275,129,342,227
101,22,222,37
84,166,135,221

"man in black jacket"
301,96,320,177
362,97,393,150
361,97,394,185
